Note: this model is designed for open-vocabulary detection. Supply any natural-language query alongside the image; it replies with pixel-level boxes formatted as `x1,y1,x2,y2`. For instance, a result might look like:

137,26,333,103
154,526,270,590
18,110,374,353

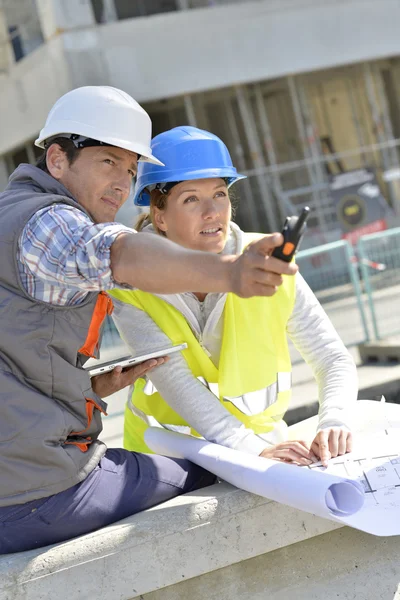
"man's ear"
153,207,168,232
46,144,69,180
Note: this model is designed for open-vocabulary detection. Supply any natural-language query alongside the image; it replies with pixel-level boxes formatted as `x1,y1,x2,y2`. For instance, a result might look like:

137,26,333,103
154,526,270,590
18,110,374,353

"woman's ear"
153,207,168,233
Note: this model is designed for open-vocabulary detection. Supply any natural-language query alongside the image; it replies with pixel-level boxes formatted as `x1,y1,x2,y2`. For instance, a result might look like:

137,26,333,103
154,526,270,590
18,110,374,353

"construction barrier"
357,227,400,340
297,240,370,345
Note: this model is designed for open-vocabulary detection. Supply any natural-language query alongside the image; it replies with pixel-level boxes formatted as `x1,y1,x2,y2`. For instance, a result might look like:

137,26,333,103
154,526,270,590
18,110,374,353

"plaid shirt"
18,205,133,306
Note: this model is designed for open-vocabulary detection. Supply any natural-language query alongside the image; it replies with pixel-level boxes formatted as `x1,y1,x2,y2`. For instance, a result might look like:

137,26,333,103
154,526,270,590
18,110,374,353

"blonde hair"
134,189,168,235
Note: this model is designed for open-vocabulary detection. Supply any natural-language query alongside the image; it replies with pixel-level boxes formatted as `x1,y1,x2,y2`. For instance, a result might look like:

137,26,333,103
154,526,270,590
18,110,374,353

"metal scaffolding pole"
191,93,210,131
224,97,259,232
101,0,118,22
25,143,36,165
288,76,328,234
235,84,278,232
346,73,368,167
363,62,399,212
371,62,400,168
254,83,289,222
176,0,190,9
183,94,197,127
364,63,392,166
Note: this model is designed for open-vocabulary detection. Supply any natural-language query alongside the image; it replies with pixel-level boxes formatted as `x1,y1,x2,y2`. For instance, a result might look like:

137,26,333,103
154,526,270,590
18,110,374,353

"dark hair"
35,137,82,173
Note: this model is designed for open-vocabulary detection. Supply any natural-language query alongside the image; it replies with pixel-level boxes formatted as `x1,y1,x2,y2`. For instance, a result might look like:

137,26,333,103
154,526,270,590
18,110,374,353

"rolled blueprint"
145,428,365,520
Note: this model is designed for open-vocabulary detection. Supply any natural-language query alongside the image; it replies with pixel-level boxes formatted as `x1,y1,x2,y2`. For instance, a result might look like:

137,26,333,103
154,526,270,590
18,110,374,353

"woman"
110,126,357,467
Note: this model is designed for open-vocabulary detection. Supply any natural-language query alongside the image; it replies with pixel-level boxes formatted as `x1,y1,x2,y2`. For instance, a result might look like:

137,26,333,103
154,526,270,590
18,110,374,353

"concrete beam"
87,0,400,102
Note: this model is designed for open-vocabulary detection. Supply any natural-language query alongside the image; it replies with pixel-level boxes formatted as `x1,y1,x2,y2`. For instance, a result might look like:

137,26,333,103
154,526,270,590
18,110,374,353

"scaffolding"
145,60,400,236
4,55,400,238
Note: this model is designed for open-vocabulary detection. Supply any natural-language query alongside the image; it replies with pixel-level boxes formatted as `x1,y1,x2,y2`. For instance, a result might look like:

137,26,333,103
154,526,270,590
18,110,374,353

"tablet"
86,343,188,377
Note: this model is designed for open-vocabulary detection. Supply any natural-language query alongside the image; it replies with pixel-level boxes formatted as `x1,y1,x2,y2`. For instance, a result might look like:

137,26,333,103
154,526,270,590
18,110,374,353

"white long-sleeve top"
112,222,358,456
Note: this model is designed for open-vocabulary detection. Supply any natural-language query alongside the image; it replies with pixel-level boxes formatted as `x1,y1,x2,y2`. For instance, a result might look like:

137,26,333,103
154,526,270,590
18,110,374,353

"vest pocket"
65,397,108,452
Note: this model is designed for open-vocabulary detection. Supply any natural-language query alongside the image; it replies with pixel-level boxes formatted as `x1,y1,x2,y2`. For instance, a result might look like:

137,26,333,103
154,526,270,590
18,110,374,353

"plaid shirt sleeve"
18,204,134,293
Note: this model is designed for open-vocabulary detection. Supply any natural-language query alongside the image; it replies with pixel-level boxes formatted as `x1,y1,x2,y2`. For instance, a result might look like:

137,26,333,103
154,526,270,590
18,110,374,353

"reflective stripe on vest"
223,371,292,416
127,396,192,436
110,231,296,452
142,373,291,418
197,374,291,417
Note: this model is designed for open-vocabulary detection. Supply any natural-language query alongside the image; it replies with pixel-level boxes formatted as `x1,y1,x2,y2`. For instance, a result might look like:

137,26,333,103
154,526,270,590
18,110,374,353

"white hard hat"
35,86,163,166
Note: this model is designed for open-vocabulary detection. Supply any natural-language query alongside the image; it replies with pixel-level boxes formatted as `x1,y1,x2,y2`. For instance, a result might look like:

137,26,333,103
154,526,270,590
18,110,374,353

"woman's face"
154,178,231,253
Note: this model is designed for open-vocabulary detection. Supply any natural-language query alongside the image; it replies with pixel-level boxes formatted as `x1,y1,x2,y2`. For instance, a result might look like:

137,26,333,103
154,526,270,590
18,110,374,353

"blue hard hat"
133,126,246,206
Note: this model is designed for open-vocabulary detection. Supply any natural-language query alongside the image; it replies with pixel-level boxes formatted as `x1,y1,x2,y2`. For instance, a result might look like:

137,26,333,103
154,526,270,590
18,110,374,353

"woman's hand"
311,427,353,467
259,440,317,466
91,357,167,399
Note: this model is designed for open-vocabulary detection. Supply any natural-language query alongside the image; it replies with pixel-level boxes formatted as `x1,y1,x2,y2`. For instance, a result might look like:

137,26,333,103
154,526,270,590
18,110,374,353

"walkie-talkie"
272,206,310,262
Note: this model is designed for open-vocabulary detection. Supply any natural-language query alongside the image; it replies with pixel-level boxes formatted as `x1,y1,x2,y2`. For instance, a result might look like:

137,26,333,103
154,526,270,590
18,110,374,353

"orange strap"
64,440,91,453
79,292,113,358
66,397,108,452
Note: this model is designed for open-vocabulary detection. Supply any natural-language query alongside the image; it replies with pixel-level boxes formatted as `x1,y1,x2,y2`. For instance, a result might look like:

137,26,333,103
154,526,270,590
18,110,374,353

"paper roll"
144,428,365,520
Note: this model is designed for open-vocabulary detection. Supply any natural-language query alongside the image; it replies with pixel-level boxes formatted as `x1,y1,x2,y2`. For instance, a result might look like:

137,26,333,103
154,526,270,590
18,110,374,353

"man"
0,86,297,554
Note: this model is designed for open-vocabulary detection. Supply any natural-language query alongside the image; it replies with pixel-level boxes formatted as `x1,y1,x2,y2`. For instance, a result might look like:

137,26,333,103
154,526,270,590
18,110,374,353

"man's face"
49,145,138,223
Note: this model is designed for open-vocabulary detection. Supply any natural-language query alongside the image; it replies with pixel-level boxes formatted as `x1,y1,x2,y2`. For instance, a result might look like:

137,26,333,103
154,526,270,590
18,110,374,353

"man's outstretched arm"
111,231,298,298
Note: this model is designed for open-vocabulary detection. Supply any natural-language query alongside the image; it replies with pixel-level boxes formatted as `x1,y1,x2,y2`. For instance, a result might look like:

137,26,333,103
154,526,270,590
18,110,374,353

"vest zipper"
198,333,212,357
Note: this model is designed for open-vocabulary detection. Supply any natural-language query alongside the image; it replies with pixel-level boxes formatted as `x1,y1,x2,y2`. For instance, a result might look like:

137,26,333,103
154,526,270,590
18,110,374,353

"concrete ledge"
141,527,400,600
4,401,400,600
0,483,341,600
358,341,400,364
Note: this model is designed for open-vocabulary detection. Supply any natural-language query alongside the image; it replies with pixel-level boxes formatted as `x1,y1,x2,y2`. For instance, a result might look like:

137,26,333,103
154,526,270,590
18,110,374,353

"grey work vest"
0,164,110,507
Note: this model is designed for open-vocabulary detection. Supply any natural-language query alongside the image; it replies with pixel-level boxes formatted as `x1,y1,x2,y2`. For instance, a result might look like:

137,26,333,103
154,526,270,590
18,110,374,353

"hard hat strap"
44,134,141,159
149,177,231,196
154,181,181,195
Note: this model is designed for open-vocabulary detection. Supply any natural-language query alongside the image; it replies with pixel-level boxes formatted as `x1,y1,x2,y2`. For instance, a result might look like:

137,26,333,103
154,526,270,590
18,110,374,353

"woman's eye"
104,159,114,166
183,196,198,204
215,191,227,198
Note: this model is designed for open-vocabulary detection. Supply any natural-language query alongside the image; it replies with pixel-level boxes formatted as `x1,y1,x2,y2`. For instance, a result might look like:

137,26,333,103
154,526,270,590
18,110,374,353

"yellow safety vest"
110,233,296,453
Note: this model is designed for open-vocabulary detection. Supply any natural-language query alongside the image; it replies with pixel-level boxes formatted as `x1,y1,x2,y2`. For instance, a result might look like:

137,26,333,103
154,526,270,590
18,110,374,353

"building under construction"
1,0,400,243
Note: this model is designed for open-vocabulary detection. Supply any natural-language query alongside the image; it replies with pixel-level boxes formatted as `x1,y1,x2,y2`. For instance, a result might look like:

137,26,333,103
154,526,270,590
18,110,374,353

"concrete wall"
35,0,95,40
141,527,400,600
1,0,44,58
0,8,12,72
78,0,400,102
2,0,400,154
0,36,71,154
